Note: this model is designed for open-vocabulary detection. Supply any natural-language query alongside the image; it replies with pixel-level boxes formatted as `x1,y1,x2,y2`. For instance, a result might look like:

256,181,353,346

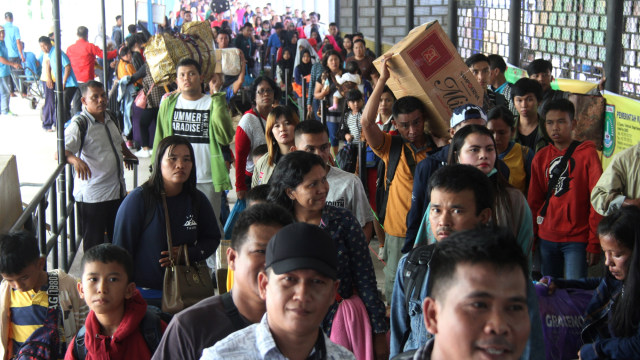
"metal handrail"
10,163,80,272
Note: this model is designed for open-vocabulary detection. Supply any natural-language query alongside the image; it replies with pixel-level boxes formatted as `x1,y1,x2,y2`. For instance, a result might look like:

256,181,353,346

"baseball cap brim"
270,257,337,280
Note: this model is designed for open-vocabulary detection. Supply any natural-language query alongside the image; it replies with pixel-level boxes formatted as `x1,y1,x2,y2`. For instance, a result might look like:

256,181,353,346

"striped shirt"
9,281,49,355
346,112,362,144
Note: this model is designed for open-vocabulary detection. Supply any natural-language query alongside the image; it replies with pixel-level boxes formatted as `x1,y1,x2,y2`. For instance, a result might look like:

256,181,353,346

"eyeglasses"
257,88,274,95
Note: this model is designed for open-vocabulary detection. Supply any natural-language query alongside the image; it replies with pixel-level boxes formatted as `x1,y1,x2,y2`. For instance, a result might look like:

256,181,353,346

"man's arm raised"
361,55,391,150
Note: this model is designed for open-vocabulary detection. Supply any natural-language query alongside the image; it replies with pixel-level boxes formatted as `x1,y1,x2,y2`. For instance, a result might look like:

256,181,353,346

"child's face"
348,99,363,113
302,53,311,64
513,93,538,119
545,109,575,147
78,261,135,316
283,51,291,60
1,257,46,292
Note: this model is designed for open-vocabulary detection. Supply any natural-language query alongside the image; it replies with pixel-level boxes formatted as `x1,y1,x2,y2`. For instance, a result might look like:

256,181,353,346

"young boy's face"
348,99,363,113
513,93,538,119
545,109,575,148
78,261,135,315
1,257,46,292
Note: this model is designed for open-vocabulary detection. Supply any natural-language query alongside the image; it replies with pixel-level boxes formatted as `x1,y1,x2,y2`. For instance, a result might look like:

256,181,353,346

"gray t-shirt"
325,166,375,227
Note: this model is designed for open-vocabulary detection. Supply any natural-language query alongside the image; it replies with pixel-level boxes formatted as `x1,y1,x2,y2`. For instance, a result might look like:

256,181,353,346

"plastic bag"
535,281,594,360
223,199,246,239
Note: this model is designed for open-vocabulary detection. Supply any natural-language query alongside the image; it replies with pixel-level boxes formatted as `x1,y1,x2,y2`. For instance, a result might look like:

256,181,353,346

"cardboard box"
373,21,484,138
0,155,23,233
568,93,605,150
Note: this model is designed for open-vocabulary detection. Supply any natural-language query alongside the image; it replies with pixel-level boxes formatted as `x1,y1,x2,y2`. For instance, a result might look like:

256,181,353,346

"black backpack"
399,243,436,349
72,309,162,359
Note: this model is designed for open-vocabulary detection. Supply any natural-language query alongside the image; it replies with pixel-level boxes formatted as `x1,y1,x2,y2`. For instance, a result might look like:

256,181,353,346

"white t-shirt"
325,166,375,227
171,95,213,184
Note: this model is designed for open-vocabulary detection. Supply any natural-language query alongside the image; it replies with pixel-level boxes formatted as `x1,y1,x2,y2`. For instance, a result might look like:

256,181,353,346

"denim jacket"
390,253,546,359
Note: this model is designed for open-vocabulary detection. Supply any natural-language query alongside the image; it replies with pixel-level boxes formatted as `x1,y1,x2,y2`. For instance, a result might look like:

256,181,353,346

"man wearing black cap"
201,223,356,359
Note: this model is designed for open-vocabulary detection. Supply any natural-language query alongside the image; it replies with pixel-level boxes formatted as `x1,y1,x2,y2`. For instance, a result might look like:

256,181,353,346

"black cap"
265,223,337,280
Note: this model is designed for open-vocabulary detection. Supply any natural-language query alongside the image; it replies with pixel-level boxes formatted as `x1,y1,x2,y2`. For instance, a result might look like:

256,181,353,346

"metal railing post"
406,0,414,35
509,0,521,66
375,0,382,56
604,0,624,93
352,0,358,33
448,0,458,47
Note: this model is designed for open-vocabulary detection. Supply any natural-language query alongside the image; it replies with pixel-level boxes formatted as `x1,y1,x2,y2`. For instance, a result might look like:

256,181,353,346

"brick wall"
339,0,450,52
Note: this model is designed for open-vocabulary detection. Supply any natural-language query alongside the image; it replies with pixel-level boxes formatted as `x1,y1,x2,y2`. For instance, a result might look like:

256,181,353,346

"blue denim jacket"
390,253,546,359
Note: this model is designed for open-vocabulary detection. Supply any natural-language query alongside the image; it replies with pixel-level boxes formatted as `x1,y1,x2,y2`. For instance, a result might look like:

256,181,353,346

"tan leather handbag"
160,193,215,314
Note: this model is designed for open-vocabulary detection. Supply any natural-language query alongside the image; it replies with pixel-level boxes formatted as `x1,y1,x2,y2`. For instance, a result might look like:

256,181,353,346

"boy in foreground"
65,244,165,359
0,231,86,358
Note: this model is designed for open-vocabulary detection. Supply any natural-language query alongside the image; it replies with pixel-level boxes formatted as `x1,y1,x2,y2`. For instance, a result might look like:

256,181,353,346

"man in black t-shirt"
152,204,294,360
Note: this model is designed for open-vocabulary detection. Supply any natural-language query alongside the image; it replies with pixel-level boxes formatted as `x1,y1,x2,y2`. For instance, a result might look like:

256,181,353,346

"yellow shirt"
9,287,49,353
372,132,430,237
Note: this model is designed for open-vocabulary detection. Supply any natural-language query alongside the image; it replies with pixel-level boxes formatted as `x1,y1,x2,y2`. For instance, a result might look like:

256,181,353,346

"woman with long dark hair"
267,151,388,359
545,206,640,359
313,49,344,156
113,135,220,305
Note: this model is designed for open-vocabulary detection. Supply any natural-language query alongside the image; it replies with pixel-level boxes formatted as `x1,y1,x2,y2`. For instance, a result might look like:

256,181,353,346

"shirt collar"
256,314,326,359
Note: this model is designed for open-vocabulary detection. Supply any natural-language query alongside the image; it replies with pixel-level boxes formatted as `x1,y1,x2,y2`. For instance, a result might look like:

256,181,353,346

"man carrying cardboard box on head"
361,56,439,302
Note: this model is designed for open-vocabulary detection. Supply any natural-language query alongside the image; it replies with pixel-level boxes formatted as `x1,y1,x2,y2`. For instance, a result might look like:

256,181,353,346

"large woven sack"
145,21,216,86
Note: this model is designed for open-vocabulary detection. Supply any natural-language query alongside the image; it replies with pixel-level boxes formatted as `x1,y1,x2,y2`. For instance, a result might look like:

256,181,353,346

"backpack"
72,309,163,359
72,110,120,157
375,135,416,224
13,272,63,360
400,244,436,349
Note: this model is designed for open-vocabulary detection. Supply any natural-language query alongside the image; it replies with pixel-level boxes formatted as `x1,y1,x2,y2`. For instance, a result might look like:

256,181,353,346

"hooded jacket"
528,140,603,253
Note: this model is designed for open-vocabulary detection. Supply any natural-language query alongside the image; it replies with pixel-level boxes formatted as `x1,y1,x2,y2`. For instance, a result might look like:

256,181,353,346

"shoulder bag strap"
537,140,581,224
161,193,175,265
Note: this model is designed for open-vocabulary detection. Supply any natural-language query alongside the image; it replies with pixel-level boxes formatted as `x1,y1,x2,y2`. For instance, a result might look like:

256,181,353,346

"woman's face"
343,37,352,50
302,52,311,64
600,234,632,281
291,34,298,44
161,144,193,189
327,55,340,72
288,164,329,213
283,51,291,60
487,117,513,154
255,80,275,108
457,133,496,175
311,31,320,41
271,115,296,145
378,91,395,116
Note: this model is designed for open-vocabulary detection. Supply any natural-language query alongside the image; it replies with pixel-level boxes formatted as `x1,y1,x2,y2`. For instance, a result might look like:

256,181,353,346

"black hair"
487,54,507,73
543,98,575,120
116,15,122,21
329,22,338,28
243,22,254,30
143,135,198,207
267,151,326,213
265,105,299,166
250,76,281,105
82,244,134,283
429,164,494,217
346,88,363,102
465,53,490,68
294,119,330,139
38,36,52,47
321,50,344,73
274,22,284,30
382,85,396,100
448,125,512,227
127,24,137,34
598,207,640,337
252,143,269,158
217,28,231,38
487,105,515,129
345,61,361,75
230,203,294,251
392,96,426,120
4,12,13,21
428,227,529,301
246,184,271,204
119,45,131,57
511,77,543,102
176,57,201,75
0,231,40,275
353,39,366,47
77,26,89,39
527,59,553,76
81,80,104,96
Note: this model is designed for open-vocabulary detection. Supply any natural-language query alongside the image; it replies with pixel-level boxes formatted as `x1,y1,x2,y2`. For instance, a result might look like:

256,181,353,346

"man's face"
429,188,490,241
81,86,108,116
1,258,46,292
545,109,575,147
424,262,530,360
184,11,192,22
470,61,491,88
530,70,552,92
228,224,281,302
216,33,230,48
394,109,425,144
487,118,513,154
353,41,365,58
309,14,318,24
39,41,52,54
176,64,202,95
259,268,338,339
513,93,538,119
295,9,300,17
329,25,338,36
294,132,332,164
78,261,135,316
242,26,253,37
116,18,122,26
378,91,395,116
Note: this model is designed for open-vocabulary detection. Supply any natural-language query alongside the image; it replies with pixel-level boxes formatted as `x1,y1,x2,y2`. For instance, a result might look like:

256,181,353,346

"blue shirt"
22,51,40,80
48,48,78,88
266,32,281,58
201,314,356,359
0,41,10,77
3,22,20,58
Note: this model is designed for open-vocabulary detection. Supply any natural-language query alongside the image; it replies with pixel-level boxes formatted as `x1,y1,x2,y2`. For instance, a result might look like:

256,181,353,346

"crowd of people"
1,1,640,360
